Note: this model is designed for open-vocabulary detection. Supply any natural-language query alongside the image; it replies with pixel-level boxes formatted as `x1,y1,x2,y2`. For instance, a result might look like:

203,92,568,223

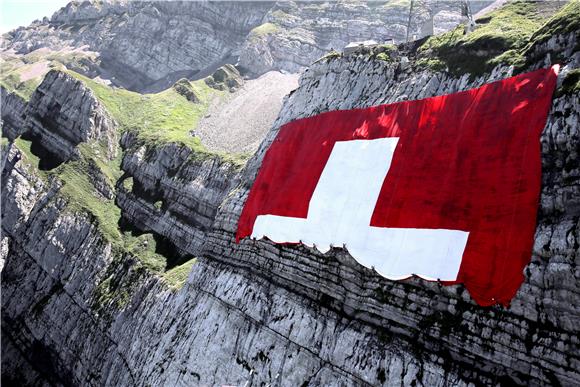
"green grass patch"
528,0,580,47
68,71,222,152
78,141,122,184
13,137,172,274
0,49,98,100
15,137,122,244
122,232,167,272
417,1,560,76
14,138,44,173
69,71,249,169
122,176,134,191
249,22,279,41
314,50,341,64
375,53,391,62
556,68,580,97
162,258,197,290
0,72,42,100
368,44,397,63
56,159,123,244
415,57,447,72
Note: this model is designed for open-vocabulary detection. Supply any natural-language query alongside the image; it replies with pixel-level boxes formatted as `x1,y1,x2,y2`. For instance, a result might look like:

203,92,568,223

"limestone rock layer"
1,1,579,386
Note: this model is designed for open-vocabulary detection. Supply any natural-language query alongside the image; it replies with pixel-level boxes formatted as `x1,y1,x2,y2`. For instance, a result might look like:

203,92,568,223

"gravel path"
196,71,299,154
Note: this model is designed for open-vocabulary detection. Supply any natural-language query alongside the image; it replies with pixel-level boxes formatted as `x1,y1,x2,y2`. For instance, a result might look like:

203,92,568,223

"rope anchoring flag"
237,66,559,306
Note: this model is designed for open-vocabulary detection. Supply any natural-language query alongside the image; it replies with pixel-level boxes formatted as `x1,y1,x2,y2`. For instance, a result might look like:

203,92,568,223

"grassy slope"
69,71,249,167
9,65,250,284
8,66,245,287
528,0,580,47
15,136,172,275
417,0,578,77
163,258,198,290
0,50,96,100
248,22,279,42
68,71,221,151
0,72,42,100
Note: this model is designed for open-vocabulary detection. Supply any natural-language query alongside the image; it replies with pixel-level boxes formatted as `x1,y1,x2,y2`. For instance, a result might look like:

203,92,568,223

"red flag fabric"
237,66,558,306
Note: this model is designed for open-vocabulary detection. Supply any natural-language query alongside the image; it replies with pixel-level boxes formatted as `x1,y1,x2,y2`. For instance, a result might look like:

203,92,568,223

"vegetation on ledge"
528,0,580,46
69,70,250,169
373,44,397,62
0,49,97,100
556,68,580,97
163,258,198,290
248,22,279,41
314,50,341,64
68,71,222,152
12,138,171,275
0,72,43,100
15,137,123,244
417,0,565,77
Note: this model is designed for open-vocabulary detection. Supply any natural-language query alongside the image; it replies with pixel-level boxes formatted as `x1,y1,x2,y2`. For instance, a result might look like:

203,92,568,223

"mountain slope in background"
1,0,489,93
1,0,579,386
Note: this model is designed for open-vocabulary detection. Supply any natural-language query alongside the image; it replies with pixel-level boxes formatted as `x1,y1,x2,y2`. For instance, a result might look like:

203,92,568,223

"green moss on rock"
67,71,222,153
163,258,197,290
556,68,580,97
248,22,279,41
528,0,580,47
417,1,562,77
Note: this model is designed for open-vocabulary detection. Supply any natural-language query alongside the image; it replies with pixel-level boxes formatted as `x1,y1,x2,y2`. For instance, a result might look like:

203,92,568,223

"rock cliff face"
1,0,487,92
116,132,241,258
0,86,27,139
2,70,117,168
238,0,488,75
2,1,273,91
1,1,579,386
20,70,117,167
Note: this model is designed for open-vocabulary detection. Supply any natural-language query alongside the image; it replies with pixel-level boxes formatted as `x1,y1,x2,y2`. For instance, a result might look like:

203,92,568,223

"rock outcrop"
0,86,27,139
2,70,118,169
24,70,117,164
2,1,274,91
1,1,579,386
204,64,244,92
239,0,489,75
116,132,242,258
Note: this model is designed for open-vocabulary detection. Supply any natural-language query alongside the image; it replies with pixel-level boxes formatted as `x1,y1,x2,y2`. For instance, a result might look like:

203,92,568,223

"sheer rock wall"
1,16,578,387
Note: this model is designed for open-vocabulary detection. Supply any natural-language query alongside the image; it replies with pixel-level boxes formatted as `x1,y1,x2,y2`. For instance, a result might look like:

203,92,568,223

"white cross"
251,137,469,281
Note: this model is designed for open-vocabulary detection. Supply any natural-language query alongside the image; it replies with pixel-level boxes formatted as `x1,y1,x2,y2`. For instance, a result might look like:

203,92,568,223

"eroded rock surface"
1,3,578,387
116,132,242,258
239,0,489,75
0,86,27,139
5,70,117,168
1,1,488,91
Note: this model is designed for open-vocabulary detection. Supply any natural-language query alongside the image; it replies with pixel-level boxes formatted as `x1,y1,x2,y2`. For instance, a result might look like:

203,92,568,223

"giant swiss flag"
237,66,558,306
